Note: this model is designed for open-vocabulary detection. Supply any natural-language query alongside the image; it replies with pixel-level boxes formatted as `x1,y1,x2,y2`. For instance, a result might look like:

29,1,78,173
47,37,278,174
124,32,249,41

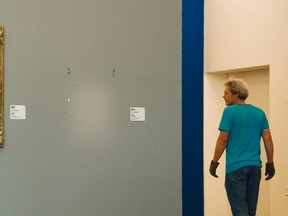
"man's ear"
233,93,240,98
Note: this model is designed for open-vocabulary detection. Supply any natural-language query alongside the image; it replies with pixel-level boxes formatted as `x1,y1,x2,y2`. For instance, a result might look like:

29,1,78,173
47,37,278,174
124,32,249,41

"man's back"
219,104,269,173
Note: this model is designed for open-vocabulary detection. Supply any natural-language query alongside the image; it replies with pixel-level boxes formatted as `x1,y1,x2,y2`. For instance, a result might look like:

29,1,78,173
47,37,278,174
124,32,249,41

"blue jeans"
225,166,261,216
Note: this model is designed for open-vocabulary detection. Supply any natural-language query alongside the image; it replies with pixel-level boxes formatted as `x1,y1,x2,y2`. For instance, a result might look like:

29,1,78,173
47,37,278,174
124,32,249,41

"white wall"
205,1,288,215
204,73,228,216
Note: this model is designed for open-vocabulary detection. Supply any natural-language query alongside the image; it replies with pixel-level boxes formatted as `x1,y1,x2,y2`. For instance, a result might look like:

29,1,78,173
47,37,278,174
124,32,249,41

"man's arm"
209,130,229,178
262,128,274,163
262,128,275,180
212,130,229,162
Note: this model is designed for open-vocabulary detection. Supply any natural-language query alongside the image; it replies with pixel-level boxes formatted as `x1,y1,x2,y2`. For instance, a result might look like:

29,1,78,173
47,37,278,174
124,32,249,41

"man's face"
223,86,238,106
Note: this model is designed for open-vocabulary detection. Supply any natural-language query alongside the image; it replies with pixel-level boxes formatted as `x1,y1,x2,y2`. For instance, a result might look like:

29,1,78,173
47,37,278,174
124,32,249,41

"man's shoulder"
223,104,265,115
246,104,265,113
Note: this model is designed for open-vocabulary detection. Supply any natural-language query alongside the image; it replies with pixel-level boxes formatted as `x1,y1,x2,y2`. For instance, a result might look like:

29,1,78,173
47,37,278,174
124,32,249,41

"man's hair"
224,77,249,100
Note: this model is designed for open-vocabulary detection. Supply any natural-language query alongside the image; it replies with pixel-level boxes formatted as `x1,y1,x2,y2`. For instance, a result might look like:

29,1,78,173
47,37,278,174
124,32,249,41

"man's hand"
209,160,220,178
265,162,275,180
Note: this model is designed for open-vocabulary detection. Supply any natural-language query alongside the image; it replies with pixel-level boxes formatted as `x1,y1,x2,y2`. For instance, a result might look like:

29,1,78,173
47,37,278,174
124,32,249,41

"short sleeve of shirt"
218,108,232,132
262,112,269,129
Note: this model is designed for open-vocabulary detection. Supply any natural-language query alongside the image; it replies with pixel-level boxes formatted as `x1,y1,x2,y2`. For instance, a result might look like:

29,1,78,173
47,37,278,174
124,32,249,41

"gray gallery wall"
0,1,182,216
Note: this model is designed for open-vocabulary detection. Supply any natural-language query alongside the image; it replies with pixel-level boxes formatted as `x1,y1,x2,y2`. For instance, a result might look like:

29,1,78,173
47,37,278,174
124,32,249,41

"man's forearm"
262,129,274,163
212,131,229,162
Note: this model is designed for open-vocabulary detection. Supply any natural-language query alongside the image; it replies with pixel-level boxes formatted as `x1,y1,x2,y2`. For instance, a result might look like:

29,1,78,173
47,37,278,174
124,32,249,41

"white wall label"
130,107,145,121
10,105,26,119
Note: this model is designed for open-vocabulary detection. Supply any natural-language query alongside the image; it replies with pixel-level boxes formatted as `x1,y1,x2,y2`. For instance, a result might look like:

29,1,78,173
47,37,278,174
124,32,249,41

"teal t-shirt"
218,104,269,174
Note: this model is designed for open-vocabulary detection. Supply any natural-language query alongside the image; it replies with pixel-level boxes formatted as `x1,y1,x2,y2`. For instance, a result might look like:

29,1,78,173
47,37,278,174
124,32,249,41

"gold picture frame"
0,25,4,148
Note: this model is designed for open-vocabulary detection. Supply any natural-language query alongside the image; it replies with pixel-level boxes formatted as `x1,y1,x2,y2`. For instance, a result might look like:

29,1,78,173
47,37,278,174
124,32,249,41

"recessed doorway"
204,65,270,216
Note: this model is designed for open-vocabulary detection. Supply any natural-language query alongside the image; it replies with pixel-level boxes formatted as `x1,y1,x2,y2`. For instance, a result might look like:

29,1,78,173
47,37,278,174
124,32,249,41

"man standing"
209,77,275,216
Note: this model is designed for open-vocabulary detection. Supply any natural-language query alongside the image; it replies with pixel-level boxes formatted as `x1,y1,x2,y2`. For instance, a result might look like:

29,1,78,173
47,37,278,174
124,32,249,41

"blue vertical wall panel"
182,0,204,215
